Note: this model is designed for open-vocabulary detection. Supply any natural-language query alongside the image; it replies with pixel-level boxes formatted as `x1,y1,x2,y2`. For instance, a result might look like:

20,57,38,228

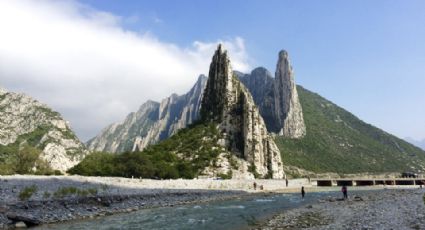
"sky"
0,0,424,143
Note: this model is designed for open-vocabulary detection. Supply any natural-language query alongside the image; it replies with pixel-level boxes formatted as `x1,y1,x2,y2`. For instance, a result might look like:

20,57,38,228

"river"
34,189,348,230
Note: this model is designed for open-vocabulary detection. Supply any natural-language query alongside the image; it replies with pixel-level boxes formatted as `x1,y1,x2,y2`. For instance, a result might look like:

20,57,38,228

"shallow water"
36,190,343,230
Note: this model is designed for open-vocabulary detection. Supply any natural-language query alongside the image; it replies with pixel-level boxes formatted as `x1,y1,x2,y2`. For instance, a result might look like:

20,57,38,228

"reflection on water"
36,191,342,230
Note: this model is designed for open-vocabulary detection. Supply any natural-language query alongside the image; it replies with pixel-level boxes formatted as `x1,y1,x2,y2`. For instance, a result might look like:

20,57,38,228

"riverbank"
255,188,425,229
0,175,303,228
2,176,423,229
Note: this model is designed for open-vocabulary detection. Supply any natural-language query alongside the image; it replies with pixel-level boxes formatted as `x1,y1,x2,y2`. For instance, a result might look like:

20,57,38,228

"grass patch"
53,187,98,198
19,185,37,201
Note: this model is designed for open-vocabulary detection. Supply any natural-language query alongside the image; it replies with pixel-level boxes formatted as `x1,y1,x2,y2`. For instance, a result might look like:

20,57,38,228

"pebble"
15,221,27,228
258,189,425,229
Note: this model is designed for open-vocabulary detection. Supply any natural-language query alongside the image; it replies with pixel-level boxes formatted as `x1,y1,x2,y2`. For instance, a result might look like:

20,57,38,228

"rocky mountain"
87,75,207,153
90,49,307,154
0,88,87,173
200,44,284,179
237,68,276,132
239,51,306,138
73,45,285,179
85,46,425,176
273,51,306,138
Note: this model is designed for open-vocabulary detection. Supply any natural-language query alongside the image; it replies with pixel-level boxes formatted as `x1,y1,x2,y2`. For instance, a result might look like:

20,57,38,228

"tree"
14,145,41,174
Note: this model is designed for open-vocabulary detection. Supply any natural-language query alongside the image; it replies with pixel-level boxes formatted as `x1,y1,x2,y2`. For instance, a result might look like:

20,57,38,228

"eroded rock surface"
238,68,277,132
200,45,284,179
87,75,207,153
0,88,87,172
273,50,306,138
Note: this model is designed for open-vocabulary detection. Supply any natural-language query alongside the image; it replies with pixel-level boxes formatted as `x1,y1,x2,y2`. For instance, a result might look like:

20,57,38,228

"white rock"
200,44,285,179
87,75,207,153
274,50,306,138
0,89,87,173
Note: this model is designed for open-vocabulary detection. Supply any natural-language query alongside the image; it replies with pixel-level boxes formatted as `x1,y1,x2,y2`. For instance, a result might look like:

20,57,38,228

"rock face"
273,50,306,138
237,51,306,138
200,45,284,179
0,88,87,172
238,67,277,132
89,49,306,155
87,75,207,153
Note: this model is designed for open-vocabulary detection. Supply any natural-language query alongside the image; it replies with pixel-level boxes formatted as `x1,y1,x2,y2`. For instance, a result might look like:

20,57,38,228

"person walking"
301,186,305,199
342,185,348,199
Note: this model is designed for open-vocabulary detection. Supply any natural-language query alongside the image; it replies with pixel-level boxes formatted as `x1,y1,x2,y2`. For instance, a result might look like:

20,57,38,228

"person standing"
286,179,289,187
342,185,348,199
301,186,305,199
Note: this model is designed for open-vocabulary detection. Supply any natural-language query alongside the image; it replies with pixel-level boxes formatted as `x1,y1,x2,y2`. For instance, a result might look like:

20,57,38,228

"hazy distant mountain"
86,75,207,153
404,137,425,151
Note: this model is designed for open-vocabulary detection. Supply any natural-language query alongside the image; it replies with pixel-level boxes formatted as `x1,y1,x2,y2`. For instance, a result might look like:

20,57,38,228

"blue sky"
0,0,424,142
86,0,425,140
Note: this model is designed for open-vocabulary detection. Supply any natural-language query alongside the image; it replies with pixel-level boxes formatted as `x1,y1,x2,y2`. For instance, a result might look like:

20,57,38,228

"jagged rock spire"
201,44,285,179
200,44,235,122
274,50,306,138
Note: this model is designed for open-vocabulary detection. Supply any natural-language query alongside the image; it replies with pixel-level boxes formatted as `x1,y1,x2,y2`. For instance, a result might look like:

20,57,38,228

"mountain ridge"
83,48,425,176
86,75,207,153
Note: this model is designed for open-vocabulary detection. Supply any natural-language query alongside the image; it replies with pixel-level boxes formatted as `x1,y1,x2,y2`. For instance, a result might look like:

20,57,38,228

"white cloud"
0,0,251,141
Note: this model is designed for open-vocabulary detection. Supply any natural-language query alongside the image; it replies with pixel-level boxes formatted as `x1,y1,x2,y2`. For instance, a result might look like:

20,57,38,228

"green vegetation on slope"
275,86,425,174
0,126,60,175
68,122,224,179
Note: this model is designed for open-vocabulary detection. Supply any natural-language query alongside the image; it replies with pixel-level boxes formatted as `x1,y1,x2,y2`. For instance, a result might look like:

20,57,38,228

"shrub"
15,146,40,174
53,187,97,198
19,185,37,200
217,171,232,179
43,191,51,199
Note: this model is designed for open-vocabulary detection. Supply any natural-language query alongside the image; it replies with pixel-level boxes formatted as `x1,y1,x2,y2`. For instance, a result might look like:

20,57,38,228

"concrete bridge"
313,178,425,187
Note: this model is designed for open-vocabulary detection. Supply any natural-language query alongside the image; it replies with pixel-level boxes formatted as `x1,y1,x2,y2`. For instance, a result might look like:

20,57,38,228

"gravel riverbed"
3,175,423,229
256,188,425,230
0,176,254,229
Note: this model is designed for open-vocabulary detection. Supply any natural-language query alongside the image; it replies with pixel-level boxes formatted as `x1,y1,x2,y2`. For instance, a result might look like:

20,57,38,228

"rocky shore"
4,175,423,229
0,175,256,229
256,188,425,229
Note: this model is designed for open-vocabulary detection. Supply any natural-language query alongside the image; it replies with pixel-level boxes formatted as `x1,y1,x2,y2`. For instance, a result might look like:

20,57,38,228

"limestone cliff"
238,67,277,132
200,45,284,179
87,75,207,153
0,88,87,172
273,50,306,138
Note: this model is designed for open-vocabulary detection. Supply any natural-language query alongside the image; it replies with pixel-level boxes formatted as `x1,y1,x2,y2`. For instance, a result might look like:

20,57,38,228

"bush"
217,171,232,179
53,187,97,198
19,185,37,200
15,146,40,174
43,191,51,199
0,144,54,175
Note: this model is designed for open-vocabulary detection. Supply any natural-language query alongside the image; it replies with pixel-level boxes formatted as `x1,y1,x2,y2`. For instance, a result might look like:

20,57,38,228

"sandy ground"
256,188,425,230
